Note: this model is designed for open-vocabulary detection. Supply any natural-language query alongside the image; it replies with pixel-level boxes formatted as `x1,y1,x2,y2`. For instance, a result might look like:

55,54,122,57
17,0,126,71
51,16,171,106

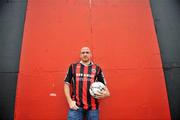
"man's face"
80,47,92,62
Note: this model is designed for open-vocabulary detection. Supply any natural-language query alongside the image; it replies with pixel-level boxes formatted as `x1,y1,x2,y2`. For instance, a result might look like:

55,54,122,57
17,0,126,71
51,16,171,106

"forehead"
81,47,91,52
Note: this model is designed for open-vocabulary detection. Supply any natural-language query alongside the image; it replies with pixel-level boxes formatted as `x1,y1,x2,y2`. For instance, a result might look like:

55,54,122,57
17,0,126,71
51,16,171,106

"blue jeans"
68,107,99,120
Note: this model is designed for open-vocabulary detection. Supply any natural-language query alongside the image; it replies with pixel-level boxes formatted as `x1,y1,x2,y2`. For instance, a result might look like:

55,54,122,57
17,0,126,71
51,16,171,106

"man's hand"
68,100,79,110
95,86,110,99
95,90,107,99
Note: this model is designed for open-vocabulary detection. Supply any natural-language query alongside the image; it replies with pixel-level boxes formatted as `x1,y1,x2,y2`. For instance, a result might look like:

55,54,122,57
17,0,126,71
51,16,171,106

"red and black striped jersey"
64,61,106,110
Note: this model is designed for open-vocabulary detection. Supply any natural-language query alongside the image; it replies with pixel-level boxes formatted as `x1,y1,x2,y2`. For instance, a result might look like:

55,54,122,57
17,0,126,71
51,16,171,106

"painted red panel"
15,0,171,119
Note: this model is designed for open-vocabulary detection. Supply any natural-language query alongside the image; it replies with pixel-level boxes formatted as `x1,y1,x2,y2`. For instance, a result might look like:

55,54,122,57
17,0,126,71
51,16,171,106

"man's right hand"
68,100,79,110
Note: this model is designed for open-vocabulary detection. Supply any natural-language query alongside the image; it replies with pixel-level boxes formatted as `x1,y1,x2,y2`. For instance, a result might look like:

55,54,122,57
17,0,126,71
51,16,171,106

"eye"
81,52,90,54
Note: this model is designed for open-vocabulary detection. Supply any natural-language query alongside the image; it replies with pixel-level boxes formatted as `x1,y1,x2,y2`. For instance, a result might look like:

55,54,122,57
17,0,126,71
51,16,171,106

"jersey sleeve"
64,64,73,84
96,67,106,85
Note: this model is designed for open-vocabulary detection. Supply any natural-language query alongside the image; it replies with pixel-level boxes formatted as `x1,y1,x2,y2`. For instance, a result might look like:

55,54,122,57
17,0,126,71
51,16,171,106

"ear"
90,52,92,57
90,53,92,58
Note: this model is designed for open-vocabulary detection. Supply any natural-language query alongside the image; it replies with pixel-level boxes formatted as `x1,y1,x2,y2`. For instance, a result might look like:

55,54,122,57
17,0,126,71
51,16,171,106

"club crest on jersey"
92,68,96,73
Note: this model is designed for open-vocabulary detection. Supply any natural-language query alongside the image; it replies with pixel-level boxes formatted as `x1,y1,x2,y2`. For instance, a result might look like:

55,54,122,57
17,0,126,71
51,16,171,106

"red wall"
15,0,171,119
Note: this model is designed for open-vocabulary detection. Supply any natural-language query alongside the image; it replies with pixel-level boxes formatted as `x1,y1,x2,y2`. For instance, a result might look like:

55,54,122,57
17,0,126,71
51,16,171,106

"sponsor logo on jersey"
76,73,95,78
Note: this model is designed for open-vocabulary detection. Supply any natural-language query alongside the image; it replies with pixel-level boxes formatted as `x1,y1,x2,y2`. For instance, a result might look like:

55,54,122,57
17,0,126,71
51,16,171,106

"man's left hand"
94,87,110,99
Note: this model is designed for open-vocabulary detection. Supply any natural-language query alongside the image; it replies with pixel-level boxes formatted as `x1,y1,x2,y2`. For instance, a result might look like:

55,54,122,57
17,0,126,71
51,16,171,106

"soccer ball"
89,82,105,98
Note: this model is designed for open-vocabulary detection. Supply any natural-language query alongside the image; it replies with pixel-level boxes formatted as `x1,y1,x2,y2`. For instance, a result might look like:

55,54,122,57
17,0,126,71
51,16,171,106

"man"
64,47,110,120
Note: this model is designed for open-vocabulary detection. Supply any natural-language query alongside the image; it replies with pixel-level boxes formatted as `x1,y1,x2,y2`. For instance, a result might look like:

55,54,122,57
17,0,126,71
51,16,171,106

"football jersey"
64,61,106,110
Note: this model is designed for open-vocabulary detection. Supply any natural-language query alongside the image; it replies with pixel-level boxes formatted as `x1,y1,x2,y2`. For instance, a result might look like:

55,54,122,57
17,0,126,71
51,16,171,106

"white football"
89,82,105,98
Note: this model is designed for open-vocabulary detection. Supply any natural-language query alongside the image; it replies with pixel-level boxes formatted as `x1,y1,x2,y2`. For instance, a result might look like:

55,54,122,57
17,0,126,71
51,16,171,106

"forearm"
64,83,72,103
104,86,110,97
64,83,79,110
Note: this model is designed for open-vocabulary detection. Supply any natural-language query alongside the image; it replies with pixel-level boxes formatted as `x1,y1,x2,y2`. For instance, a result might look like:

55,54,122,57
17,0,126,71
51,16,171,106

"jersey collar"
80,60,93,66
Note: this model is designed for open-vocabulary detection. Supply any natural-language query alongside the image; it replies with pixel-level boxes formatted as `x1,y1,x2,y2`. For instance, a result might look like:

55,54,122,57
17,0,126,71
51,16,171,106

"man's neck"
80,60,91,66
